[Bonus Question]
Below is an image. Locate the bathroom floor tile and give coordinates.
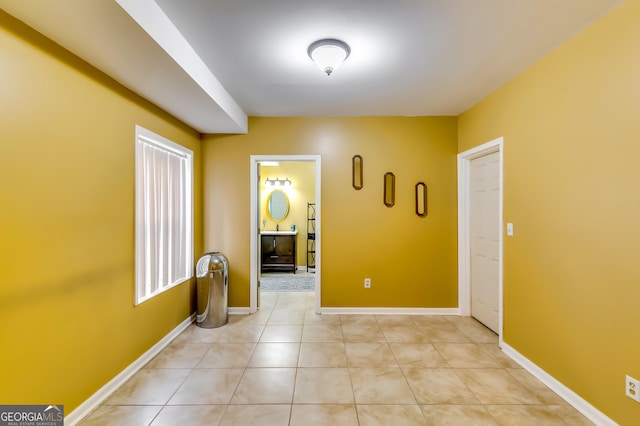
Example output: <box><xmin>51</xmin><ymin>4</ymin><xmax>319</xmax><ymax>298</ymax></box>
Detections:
<box><xmin>433</xmin><ymin>343</ymin><xmax>499</xmax><ymax>368</ymax></box>
<box><xmin>268</xmin><ymin>310</ymin><xmax>305</xmax><ymax>324</ymax></box>
<box><xmin>357</xmin><ymin>404</ymin><xmax>427</xmax><ymax>426</ymax></box>
<box><xmin>220</xmin><ymin>404</ymin><xmax>291</xmax><ymax>426</ymax></box>
<box><xmin>341</xmin><ymin>323</ymin><xmax>386</xmax><ymax>342</ymax></box>
<box><xmin>104</xmin><ymin>369</ymin><xmax>191</xmax><ymax>405</ymax></box>
<box><xmin>301</xmin><ymin>324</ymin><xmax>344</xmax><ymax>342</ymax></box>
<box><xmin>339</xmin><ymin>314</ymin><xmax>378</xmax><ymax>325</ymax></box>
<box><xmin>485</xmin><ymin>404</ymin><xmax>567</xmax><ymax>425</ymax></box>
<box><xmin>404</xmin><ymin>368</ymin><xmax>480</xmax><ymax>404</ymax></box>
<box><xmin>379</xmin><ymin>324</ymin><xmax>428</xmax><ymax>342</ymax></box>
<box><xmin>548</xmin><ymin>405</ymin><xmax>594</xmax><ymax>425</ymax></box>
<box><xmin>196</xmin><ymin>343</ymin><xmax>256</xmax><ymax>368</ymax></box>
<box><xmin>298</xmin><ymin>342</ymin><xmax>348</xmax><ymax>367</ymax></box>
<box><xmin>168</xmin><ymin>369</ymin><xmax>244</xmax><ymax>405</ymax></box>
<box><xmin>248</xmin><ymin>342</ymin><xmax>300</xmax><ymax>367</ymax></box>
<box><xmin>290</xmin><ymin>404</ymin><xmax>359</xmax><ymax>426</ymax></box>
<box><xmin>79</xmin><ymin>405</ymin><xmax>161</xmax><ymax>426</ymax></box>
<box><xmin>453</xmin><ymin>320</ymin><xmax>498</xmax><ymax>343</ymax></box>
<box><xmin>293</xmin><ymin>368</ymin><xmax>354</xmax><ymax>403</ymax></box>
<box><xmin>345</xmin><ymin>342</ymin><xmax>398</xmax><ymax>367</ymax></box>
<box><xmin>217</xmin><ymin>324</ymin><xmax>265</xmax><ymax>343</ymax></box>
<box><xmin>231</xmin><ymin>367</ymin><xmax>296</xmax><ymax>404</ymax></box>
<box><xmin>478</xmin><ymin>343</ymin><xmax>522</xmax><ymax>368</ymax></box>
<box><xmin>274</xmin><ymin>297</ymin><xmax>307</xmax><ymax>312</ymax></box>
<box><xmin>258</xmin><ymin>293</ymin><xmax>277</xmax><ymax>308</ymax></box>
<box><xmin>389</xmin><ymin>343</ymin><xmax>449</xmax><ymax>368</ymax></box>
<box><xmin>421</xmin><ymin>405</ymin><xmax>498</xmax><ymax>426</ymax></box>
<box><xmin>375</xmin><ymin>314</ymin><xmax>417</xmax><ymax>326</ymax></box>
<box><xmin>150</xmin><ymin>405</ymin><xmax>226</xmax><ymax>426</ymax></box>
<box><xmin>259</xmin><ymin>324</ymin><xmax>303</xmax><ymax>342</ymax></box>
<box><xmin>507</xmin><ymin>368</ymin><xmax>566</xmax><ymax>404</ymax></box>
<box><xmin>229</xmin><ymin>310</ymin><xmax>272</xmax><ymax>325</ymax></box>
<box><xmin>420</xmin><ymin>326</ymin><xmax>472</xmax><ymax>343</ymax></box>
<box><xmin>172</xmin><ymin>324</ymin><xmax>225</xmax><ymax>344</ymax></box>
<box><xmin>304</xmin><ymin>310</ymin><xmax>341</xmax><ymax>324</ymax></box>
<box><xmin>456</xmin><ymin>368</ymin><xmax>541</xmax><ymax>404</ymax></box>
<box><xmin>350</xmin><ymin>368</ymin><xmax>416</xmax><ymax>404</ymax></box>
<box><xmin>411</xmin><ymin>315</ymin><xmax>452</xmax><ymax>328</ymax></box>
<box><xmin>145</xmin><ymin>342</ymin><xmax>211</xmax><ymax>369</ymax></box>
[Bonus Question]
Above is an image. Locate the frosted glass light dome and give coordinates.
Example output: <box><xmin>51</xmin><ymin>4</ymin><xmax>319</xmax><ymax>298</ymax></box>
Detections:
<box><xmin>308</xmin><ymin>39</ymin><xmax>351</xmax><ymax>76</ymax></box>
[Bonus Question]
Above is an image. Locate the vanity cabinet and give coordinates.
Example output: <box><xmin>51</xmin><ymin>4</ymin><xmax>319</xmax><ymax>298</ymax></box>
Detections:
<box><xmin>261</xmin><ymin>232</ymin><xmax>297</xmax><ymax>273</ymax></box>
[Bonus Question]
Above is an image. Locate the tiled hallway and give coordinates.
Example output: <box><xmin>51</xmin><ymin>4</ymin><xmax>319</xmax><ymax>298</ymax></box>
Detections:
<box><xmin>80</xmin><ymin>291</ymin><xmax>593</xmax><ymax>425</ymax></box>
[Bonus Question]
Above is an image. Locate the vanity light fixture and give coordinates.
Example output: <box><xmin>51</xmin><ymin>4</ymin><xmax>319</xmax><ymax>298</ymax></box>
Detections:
<box><xmin>308</xmin><ymin>39</ymin><xmax>351</xmax><ymax>76</ymax></box>
<box><xmin>265</xmin><ymin>177</ymin><xmax>292</xmax><ymax>187</ymax></box>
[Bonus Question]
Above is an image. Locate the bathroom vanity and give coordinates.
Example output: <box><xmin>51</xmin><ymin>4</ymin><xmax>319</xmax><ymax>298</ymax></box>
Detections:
<box><xmin>261</xmin><ymin>231</ymin><xmax>297</xmax><ymax>273</ymax></box>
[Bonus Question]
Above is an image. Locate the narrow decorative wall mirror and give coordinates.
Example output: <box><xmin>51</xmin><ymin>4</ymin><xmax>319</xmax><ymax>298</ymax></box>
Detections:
<box><xmin>352</xmin><ymin>155</ymin><xmax>363</xmax><ymax>190</ymax></box>
<box><xmin>383</xmin><ymin>172</ymin><xmax>395</xmax><ymax>207</ymax></box>
<box><xmin>266</xmin><ymin>189</ymin><xmax>290</xmax><ymax>222</ymax></box>
<box><xmin>415</xmin><ymin>182</ymin><xmax>427</xmax><ymax>217</ymax></box>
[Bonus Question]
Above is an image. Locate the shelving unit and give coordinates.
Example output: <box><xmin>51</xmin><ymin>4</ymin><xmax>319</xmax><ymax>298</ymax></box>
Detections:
<box><xmin>307</xmin><ymin>202</ymin><xmax>316</xmax><ymax>272</ymax></box>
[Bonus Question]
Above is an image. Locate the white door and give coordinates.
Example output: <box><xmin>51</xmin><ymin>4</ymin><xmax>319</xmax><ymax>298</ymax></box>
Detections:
<box><xmin>469</xmin><ymin>151</ymin><xmax>500</xmax><ymax>333</ymax></box>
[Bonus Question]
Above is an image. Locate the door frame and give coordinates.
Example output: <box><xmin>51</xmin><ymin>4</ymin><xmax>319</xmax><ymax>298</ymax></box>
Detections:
<box><xmin>249</xmin><ymin>155</ymin><xmax>321</xmax><ymax>314</ymax></box>
<box><xmin>457</xmin><ymin>137</ymin><xmax>504</xmax><ymax>344</ymax></box>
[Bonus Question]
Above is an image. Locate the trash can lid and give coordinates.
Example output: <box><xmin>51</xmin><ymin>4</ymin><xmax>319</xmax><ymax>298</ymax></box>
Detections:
<box><xmin>196</xmin><ymin>254</ymin><xmax>212</xmax><ymax>278</ymax></box>
<box><xmin>196</xmin><ymin>252</ymin><xmax>228</xmax><ymax>277</ymax></box>
<box><xmin>207</xmin><ymin>254</ymin><xmax>227</xmax><ymax>271</ymax></box>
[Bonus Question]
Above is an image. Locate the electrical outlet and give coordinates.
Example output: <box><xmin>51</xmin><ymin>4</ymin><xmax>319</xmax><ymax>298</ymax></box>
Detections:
<box><xmin>626</xmin><ymin>375</ymin><xmax>640</xmax><ymax>402</ymax></box>
<box><xmin>364</xmin><ymin>278</ymin><xmax>371</xmax><ymax>288</ymax></box>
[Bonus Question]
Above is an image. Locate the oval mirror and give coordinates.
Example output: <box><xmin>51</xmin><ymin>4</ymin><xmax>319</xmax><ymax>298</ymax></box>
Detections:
<box><xmin>266</xmin><ymin>190</ymin><xmax>290</xmax><ymax>223</ymax></box>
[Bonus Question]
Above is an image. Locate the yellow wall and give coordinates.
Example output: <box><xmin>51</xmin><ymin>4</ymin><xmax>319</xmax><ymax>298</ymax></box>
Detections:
<box><xmin>6</xmin><ymin>0</ymin><xmax>635</xmax><ymax>421</ymax></box>
<box><xmin>260</xmin><ymin>161</ymin><xmax>316</xmax><ymax>267</ymax></box>
<box><xmin>203</xmin><ymin>116</ymin><xmax>458</xmax><ymax>308</ymax></box>
<box><xmin>458</xmin><ymin>1</ymin><xmax>639</xmax><ymax>423</ymax></box>
<box><xmin>0</xmin><ymin>12</ymin><xmax>202</xmax><ymax>412</ymax></box>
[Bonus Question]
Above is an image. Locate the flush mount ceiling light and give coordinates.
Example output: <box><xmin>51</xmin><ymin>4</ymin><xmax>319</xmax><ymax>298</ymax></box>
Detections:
<box><xmin>308</xmin><ymin>39</ymin><xmax>351</xmax><ymax>76</ymax></box>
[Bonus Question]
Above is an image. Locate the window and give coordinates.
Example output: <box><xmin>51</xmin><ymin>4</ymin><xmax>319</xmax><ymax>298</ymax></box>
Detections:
<box><xmin>135</xmin><ymin>125</ymin><xmax>193</xmax><ymax>305</ymax></box>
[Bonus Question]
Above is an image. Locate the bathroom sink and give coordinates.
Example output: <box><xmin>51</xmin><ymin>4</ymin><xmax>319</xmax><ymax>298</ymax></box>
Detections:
<box><xmin>260</xmin><ymin>230</ymin><xmax>298</xmax><ymax>235</ymax></box>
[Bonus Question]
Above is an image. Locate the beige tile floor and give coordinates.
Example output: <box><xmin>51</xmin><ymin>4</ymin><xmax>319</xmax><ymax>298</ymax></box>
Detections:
<box><xmin>79</xmin><ymin>291</ymin><xmax>593</xmax><ymax>425</ymax></box>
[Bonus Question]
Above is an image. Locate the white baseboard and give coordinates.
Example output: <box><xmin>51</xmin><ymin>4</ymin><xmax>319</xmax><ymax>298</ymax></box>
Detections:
<box><xmin>229</xmin><ymin>307</ymin><xmax>250</xmax><ymax>315</ymax></box>
<box><xmin>501</xmin><ymin>342</ymin><xmax>617</xmax><ymax>426</ymax></box>
<box><xmin>321</xmin><ymin>307</ymin><xmax>460</xmax><ymax>315</ymax></box>
<box><xmin>65</xmin><ymin>314</ymin><xmax>195</xmax><ymax>425</ymax></box>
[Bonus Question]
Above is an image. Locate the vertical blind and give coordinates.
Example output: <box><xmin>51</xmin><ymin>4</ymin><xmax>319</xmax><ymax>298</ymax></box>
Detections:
<box><xmin>135</xmin><ymin>126</ymin><xmax>193</xmax><ymax>305</ymax></box>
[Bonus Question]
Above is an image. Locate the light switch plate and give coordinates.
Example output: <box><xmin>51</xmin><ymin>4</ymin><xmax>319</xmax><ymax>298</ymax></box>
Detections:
<box><xmin>506</xmin><ymin>223</ymin><xmax>514</xmax><ymax>236</ymax></box>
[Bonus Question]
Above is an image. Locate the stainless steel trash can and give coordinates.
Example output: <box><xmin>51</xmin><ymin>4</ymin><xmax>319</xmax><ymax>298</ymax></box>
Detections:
<box><xmin>196</xmin><ymin>252</ymin><xmax>229</xmax><ymax>328</ymax></box>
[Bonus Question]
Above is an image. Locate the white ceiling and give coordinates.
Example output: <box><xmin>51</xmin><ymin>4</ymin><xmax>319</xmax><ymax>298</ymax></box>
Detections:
<box><xmin>1</xmin><ymin>0</ymin><xmax>622</xmax><ymax>134</ymax></box>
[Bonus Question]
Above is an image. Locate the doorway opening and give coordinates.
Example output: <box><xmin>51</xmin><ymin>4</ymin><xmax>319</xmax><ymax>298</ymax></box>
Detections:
<box><xmin>457</xmin><ymin>137</ymin><xmax>504</xmax><ymax>344</ymax></box>
<box><xmin>249</xmin><ymin>155</ymin><xmax>321</xmax><ymax>314</ymax></box>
